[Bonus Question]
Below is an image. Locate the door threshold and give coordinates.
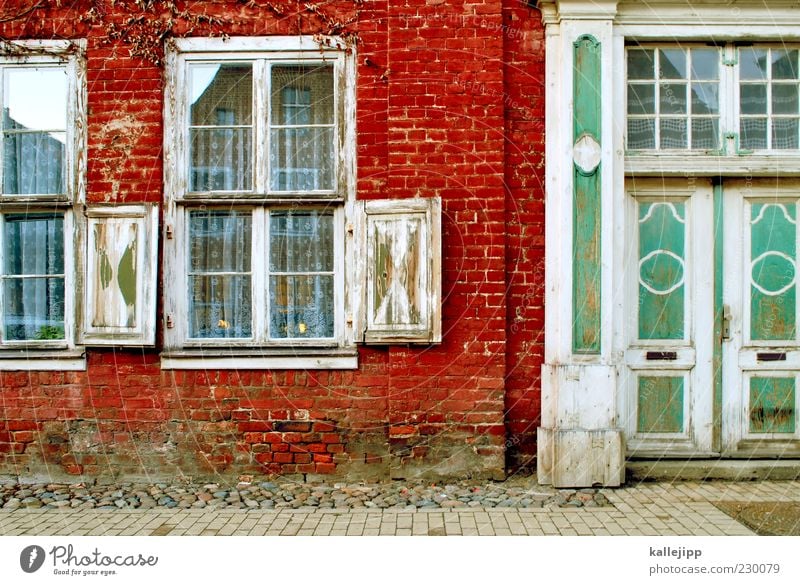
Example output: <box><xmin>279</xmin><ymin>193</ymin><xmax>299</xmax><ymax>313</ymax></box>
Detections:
<box><xmin>627</xmin><ymin>459</ymin><xmax>800</xmax><ymax>482</ymax></box>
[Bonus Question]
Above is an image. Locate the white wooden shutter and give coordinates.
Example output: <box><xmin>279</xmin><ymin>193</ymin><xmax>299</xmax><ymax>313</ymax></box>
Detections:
<box><xmin>82</xmin><ymin>204</ymin><xmax>158</xmax><ymax>346</ymax></box>
<box><xmin>354</xmin><ymin>197</ymin><xmax>441</xmax><ymax>344</ymax></box>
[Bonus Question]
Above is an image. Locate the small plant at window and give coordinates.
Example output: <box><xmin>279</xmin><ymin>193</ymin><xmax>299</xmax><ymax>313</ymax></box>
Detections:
<box><xmin>34</xmin><ymin>325</ymin><xmax>65</xmax><ymax>340</ymax></box>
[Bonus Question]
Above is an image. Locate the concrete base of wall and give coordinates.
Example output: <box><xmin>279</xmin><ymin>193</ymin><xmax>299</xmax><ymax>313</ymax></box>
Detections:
<box><xmin>627</xmin><ymin>460</ymin><xmax>800</xmax><ymax>482</ymax></box>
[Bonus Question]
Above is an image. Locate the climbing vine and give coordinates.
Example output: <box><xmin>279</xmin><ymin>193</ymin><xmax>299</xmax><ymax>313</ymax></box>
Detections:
<box><xmin>0</xmin><ymin>0</ymin><xmax>361</xmax><ymax>64</ymax></box>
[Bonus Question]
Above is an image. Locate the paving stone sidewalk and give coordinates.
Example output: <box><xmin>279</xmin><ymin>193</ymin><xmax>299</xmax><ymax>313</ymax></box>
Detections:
<box><xmin>2</xmin><ymin>480</ymin><xmax>798</xmax><ymax>535</ymax></box>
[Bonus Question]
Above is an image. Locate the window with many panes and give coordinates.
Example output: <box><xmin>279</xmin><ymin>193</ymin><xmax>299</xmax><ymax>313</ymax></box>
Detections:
<box><xmin>627</xmin><ymin>44</ymin><xmax>800</xmax><ymax>154</ymax></box>
<box><xmin>0</xmin><ymin>42</ymin><xmax>84</xmax><ymax>361</ymax></box>
<box><xmin>162</xmin><ymin>37</ymin><xmax>354</xmax><ymax>364</ymax></box>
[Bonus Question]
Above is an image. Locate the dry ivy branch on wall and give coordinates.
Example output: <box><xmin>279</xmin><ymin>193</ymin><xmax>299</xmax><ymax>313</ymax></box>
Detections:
<box><xmin>0</xmin><ymin>0</ymin><xmax>361</xmax><ymax>64</ymax></box>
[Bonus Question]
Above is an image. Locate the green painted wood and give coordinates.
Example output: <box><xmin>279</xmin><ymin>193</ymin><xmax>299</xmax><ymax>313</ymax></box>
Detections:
<box><xmin>572</xmin><ymin>35</ymin><xmax>602</xmax><ymax>354</ymax></box>
<box><xmin>712</xmin><ymin>181</ymin><xmax>723</xmax><ymax>452</ymax></box>
<box><xmin>749</xmin><ymin>377</ymin><xmax>796</xmax><ymax>433</ymax></box>
<box><xmin>637</xmin><ymin>375</ymin><xmax>685</xmax><ymax>433</ymax></box>
<box><xmin>638</xmin><ymin>201</ymin><xmax>686</xmax><ymax>339</ymax></box>
<box><xmin>750</xmin><ymin>203</ymin><xmax>796</xmax><ymax>341</ymax></box>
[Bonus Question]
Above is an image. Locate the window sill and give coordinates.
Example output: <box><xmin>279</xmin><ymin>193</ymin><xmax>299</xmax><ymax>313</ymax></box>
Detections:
<box><xmin>0</xmin><ymin>349</ymin><xmax>86</xmax><ymax>371</ymax></box>
<box><xmin>160</xmin><ymin>348</ymin><xmax>358</xmax><ymax>370</ymax></box>
<box><xmin>625</xmin><ymin>154</ymin><xmax>800</xmax><ymax>176</ymax></box>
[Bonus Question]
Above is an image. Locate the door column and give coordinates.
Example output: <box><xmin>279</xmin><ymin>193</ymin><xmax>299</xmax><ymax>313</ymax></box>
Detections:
<box><xmin>537</xmin><ymin>0</ymin><xmax>624</xmax><ymax>487</ymax></box>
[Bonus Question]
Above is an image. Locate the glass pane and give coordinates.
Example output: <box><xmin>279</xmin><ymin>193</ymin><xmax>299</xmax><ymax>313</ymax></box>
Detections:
<box><xmin>659</xmin><ymin>49</ymin><xmax>686</xmax><ymax>79</ymax></box>
<box><xmin>270</xmin><ymin>64</ymin><xmax>334</xmax><ymax>125</ymax></box>
<box><xmin>269</xmin><ymin>275</ymin><xmax>334</xmax><ymax>339</ymax></box>
<box><xmin>660</xmin><ymin>118</ymin><xmax>687</xmax><ymax>149</ymax></box>
<box><xmin>189</xmin><ymin>211</ymin><xmax>251</xmax><ymax>272</ymax></box>
<box><xmin>772</xmin><ymin>50</ymin><xmax>799</xmax><ymax>80</ymax></box>
<box><xmin>4</xmin><ymin>214</ymin><xmax>64</xmax><ymax>275</ymax></box>
<box><xmin>773</xmin><ymin>84</ymin><xmax>799</xmax><ymax>115</ymax></box>
<box><xmin>692</xmin><ymin>118</ymin><xmax>719</xmax><ymax>149</ymax></box>
<box><xmin>3</xmin><ymin>132</ymin><xmax>65</xmax><ymax>194</ymax></box>
<box><xmin>627</xmin><ymin>118</ymin><xmax>655</xmax><ymax>149</ymax></box>
<box><xmin>4</xmin><ymin>68</ymin><xmax>67</xmax><ymax>131</ymax></box>
<box><xmin>3</xmin><ymin>277</ymin><xmax>64</xmax><ymax>341</ymax></box>
<box><xmin>741</xmin><ymin>118</ymin><xmax>767</xmax><ymax>150</ymax></box>
<box><xmin>740</xmin><ymin>84</ymin><xmax>768</xmax><ymax>115</ymax></box>
<box><xmin>189</xmin><ymin>64</ymin><xmax>253</xmax><ymax>126</ymax></box>
<box><xmin>740</xmin><ymin>48</ymin><xmax>768</xmax><ymax>80</ymax></box>
<box><xmin>189</xmin><ymin>128</ymin><xmax>252</xmax><ymax>191</ymax></box>
<box><xmin>772</xmin><ymin>118</ymin><xmax>799</xmax><ymax>149</ymax></box>
<box><xmin>691</xmin><ymin>82</ymin><xmax>719</xmax><ymax>114</ymax></box>
<box><xmin>627</xmin><ymin>49</ymin><xmax>654</xmax><ymax>80</ymax></box>
<box><xmin>691</xmin><ymin>49</ymin><xmax>719</xmax><ymax>80</ymax></box>
<box><xmin>627</xmin><ymin>84</ymin><xmax>655</xmax><ymax>115</ymax></box>
<box><xmin>188</xmin><ymin>275</ymin><xmax>252</xmax><ymax>338</ymax></box>
<box><xmin>660</xmin><ymin>84</ymin><xmax>687</xmax><ymax>114</ymax></box>
<box><xmin>270</xmin><ymin>127</ymin><xmax>334</xmax><ymax>191</ymax></box>
<box><xmin>270</xmin><ymin>211</ymin><xmax>334</xmax><ymax>272</ymax></box>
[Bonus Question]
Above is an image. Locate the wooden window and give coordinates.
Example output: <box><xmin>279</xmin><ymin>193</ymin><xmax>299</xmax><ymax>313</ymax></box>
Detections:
<box><xmin>163</xmin><ymin>38</ymin><xmax>441</xmax><ymax>370</ymax></box>
<box><xmin>626</xmin><ymin>43</ymin><xmax>800</xmax><ymax>156</ymax></box>
<box><xmin>0</xmin><ymin>41</ymin><xmax>86</xmax><ymax>369</ymax></box>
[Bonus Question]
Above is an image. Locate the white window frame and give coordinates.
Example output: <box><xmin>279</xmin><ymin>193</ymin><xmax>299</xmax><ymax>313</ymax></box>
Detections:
<box><xmin>161</xmin><ymin>36</ymin><xmax>357</xmax><ymax>370</ymax></box>
<box><xmin>618</xmin><ymin>21</ymin><xmax>800</xmax><ymax>177</ymax></box>
<box><xmin>0</xmin><ymin>40</ymin><xmax>86</xmax><ymax>370</ymax></box>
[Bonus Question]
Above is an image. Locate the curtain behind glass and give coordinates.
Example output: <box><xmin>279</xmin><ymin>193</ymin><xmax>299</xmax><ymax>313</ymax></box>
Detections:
<box><xmin>188</xmin><ymin>210</ymin><xmax>252</xmax><ymax>338</ymax></box>
<box><xmin>2</xmin><ymin>214</ymin><xmax>65</xmax><ymax>340</ymax></box>
<box><xmin>269</xmin><ymin>210</ymin><xmax>334</xmax><ymax>339</ymax></box>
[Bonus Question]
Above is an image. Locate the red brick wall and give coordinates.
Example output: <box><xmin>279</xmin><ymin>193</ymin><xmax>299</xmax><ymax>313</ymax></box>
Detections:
<box><xmin>0</xmin><ymin>0</ymin><xmax>545</xmax><ymax>482</ymax></box>
<box><xmin>502</xmin><ymin>0</ymin><xmax>546</xmax><ymax>471</ymax></box>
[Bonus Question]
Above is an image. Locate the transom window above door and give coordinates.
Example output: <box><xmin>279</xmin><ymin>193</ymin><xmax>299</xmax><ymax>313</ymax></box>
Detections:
<box><xmin>626</xmin><ymin>44</ymin><xmax>800</xmax><ymax>154</ymax></box>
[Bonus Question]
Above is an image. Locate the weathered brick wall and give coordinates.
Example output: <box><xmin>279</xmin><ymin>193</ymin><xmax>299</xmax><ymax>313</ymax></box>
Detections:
<box><xmin>502</xmin><ymin>0</ymin><xmax>546</xmax><ymax>471</ymax></box>
<box><xmin>0</xmin><ymin>0</ymin><xmax>545</xmax><ymax>482</ymax></box>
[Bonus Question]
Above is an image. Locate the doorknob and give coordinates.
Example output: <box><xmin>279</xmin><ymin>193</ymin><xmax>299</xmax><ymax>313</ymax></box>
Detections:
<box><xmin>722</xmin><ymin>304</ymin><xmax>732</xmax><ymax>340</ymax></box>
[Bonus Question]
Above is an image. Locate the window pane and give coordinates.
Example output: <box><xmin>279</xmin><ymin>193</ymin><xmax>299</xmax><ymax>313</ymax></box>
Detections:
<box><xmin>2</xmin><ymin>214</ymin><xmax>64</xmax><ymax>342</ymax></box>
<box><xmin>4</xmin><ymin>68</ymin><xmax>67</xmax><ymax>131</ymax></box>
<box><xmin>773</xmin><ymin>84</ymin><xmax>799</xmax><ymax>115</ymax></box>
<box><xmin>270</xmin><ymin>127</ymin><xmax>334</xmax><ymax>191</ymax></box>
<box><xmin>269</xmin><ymin>275</ymin><xmax>334</xmax><ymax>339</ymax></box>
<box><xmin>740</xmin><ymin>48</ymin><xmax>768</xmax><ymax>80</ymax></box>
<box><xmin>270</xmin><ymin>211</ymin><xmax>334</xmax><ymax>272</ymax></box>
<box><xmin>740</xmin><ymin>84</ymin><xmax>768</xmax><ymax>115</ymax></box>
<box><xmin>189</xmin><ymin>211</ymin><xmax>251</xmax><ymax>272</ymax></box>
<box><xmin>660</xmin><ymin>118</ymin><xmax>687</xmax><ymax>149</ymax></box>
<box><xmin>4</xmin><ymin>214</ymin><xmax>64</xmax><ymax>275</ymax></box>
<box><xmin>3</xmin><ymin>277</ymin><xmax>64</xmax><ymax>341</ymax></box>
<box><xmin>3</xmin><ymin>131</ymin><xmax>65</xmax><ymax>194</ymax></box>
<box><xmin>741</xmin><ymin>118</ymin><xmax>767</xmax><ymax>150</ymax></box>
<box><xmin>627</xmin><ymin>49</ymin><xmax>654</xmax><ymax>80</ymax></box>
<box><xmin>772</xmin><ymin>50</ymin><xmax>799</xmax><ymax>80</ymax></box>
<box><xmin>189</xmin><ymin>275</ymin><xmax>252</xmax><ymax>338</ymax></box>
<box><xmin>659</xmin><ymin>49</ymin><xmax>686</xmax><ymax>79</ymax></box>
<box><xmin>691</xmin><ymin>49</ymin><xmax>719</xmax><ymax>80</ymax></box>
<box><xmin>270</xmin><ymin>64</ymin><xmax>334</xmax><ymax>126</ymax></box>
<box><xmin>189</xmin><ymin>127</ymin><xmax>253</xmax><ymax>191</ymax></box>
<box><xmin>189</xmin><ymin>64</ymin><xmax>252</xmax><ymax>126</ymax></box>
<box><xmin>627</xmin><ymin>118</ymin><xmax>655</xmax><ymax>149</ymax></box>
<box><xmin>772</xmin><ymin>118</ymin><xmax>799</xmax><ymax>149</ymax></box>
<box><xmin>660</xmin><ymin>84</ymin><xmax>687</xmax><ymax>114</ymax></box>
<box><xmin>628</xmin><ymin>84</ymin><xmax>655</xmax><ymax>115</ymax></box>
<box><xmin>692</xmin><ymin>118</ymin><xmax>719</xmax><ymax>149</ymax></box>
<box><xmin>691</xmin><ymin>82</ymin><xmax>719</xmax><ymax>114</ymax></box>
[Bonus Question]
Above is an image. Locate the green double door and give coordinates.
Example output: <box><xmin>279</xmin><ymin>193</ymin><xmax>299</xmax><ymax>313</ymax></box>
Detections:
<box><xmin>625</xmin><ymin>178</ymin><xmax>800</xmax><ymax>458</ymax></box>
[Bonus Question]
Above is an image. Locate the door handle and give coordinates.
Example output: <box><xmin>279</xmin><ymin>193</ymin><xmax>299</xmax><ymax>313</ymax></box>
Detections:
<box><xmin>722</xmin><ymin>304</ymin><xmax>732</xmax><ymax>341</ymax></box>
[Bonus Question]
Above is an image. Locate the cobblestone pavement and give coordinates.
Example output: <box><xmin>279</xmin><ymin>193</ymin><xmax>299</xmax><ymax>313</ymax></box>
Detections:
<box><xmin>1</xmin><ymin>480</ymin><xmax>798</xmax><ymax>536</ymax></box>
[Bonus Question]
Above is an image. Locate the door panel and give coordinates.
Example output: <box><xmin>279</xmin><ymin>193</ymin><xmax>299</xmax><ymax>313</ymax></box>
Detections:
<box><xmin>723</xmin><ymin>182</ymin><xmax>800</xmax><ymax>456</ymax></box>
<box><xmin>624</xmin><ymin>179</ymin><xmax>714</xmax><ymax>456</ymax></box>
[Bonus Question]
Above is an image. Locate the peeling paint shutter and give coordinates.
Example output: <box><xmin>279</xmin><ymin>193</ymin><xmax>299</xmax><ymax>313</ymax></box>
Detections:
<box><xmin>355</xmin><ymin>197</ymin><xmax>441</xmax><ymax>344</ymax></box>
<box><xmin>82</xmin><ymin>205</ymin><xmax>158</xmax><ymax>346</ymax></box>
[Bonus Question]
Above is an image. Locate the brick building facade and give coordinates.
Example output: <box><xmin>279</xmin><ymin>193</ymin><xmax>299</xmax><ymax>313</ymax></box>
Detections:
<box><xmin>0</xmin><ymin>0</ymin><xmax>545</xmax><ymax>483</ymax></box>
